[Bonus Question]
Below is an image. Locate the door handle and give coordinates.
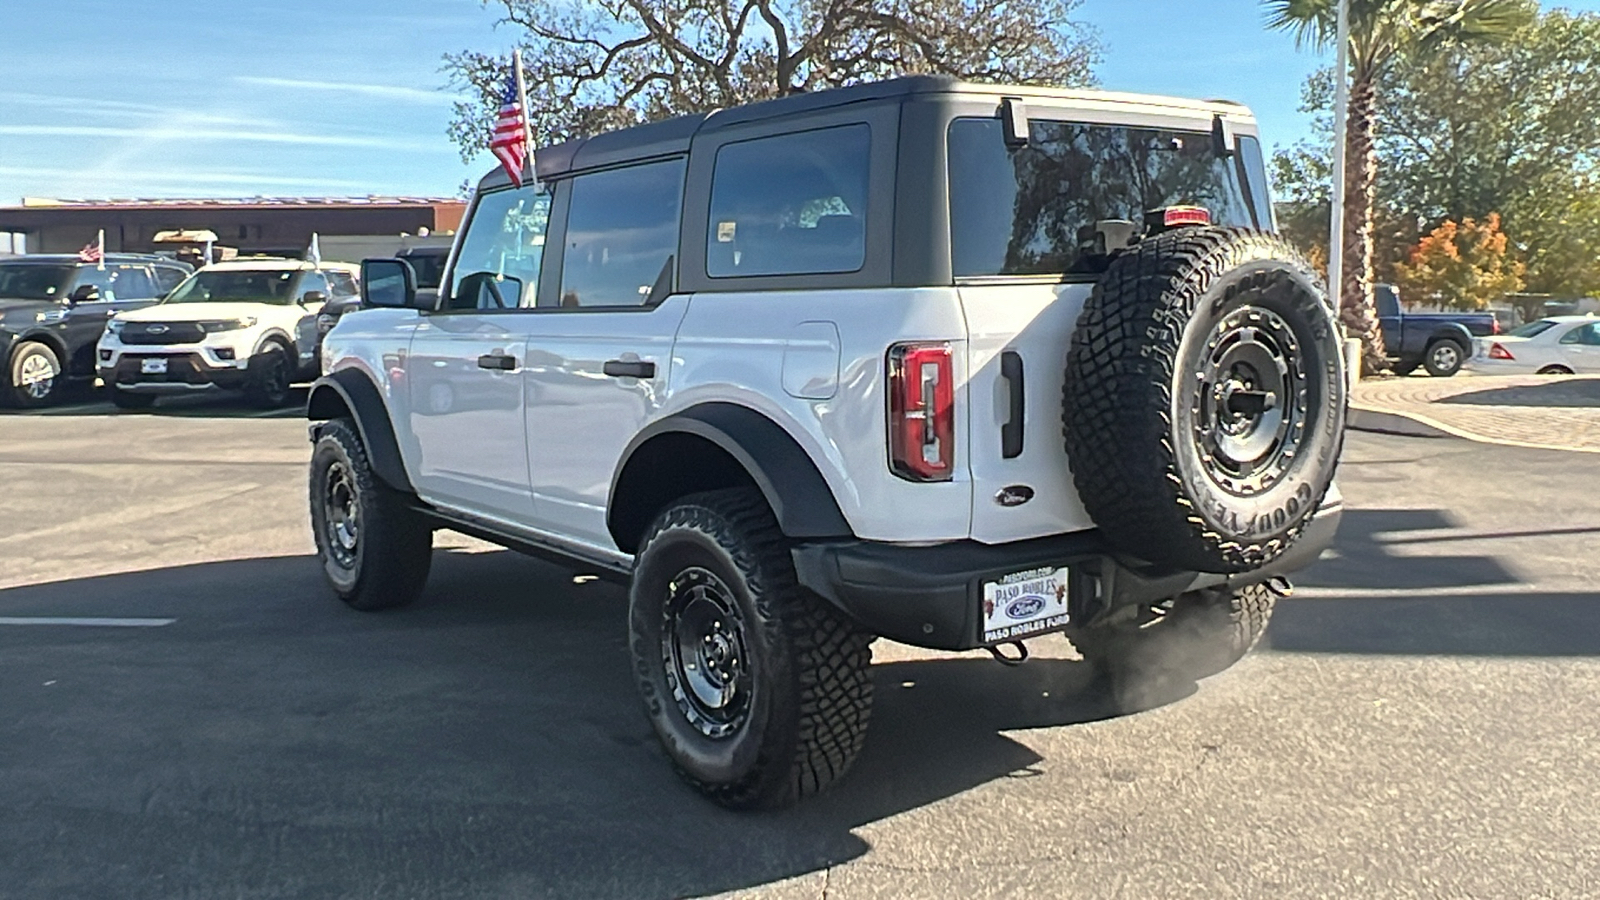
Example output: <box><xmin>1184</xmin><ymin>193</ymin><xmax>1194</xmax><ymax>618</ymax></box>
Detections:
<box><xmin>477</xmin><ymin>353</ymin><xmax>516</xmax><ymax>371</ymax></box>
<box><xmin>1000</xmin><ymin>350</ymin><xmax>1025</xmax><ymax>459</ymax></box>
<box><xmin>603</xmin><ymin>359</ymin><xmax>655</xmax><ymax>379</ymax></box>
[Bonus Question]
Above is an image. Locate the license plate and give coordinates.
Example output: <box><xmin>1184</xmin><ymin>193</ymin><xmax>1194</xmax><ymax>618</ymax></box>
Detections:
<box><xmin>140</xmin><ymin>358</ymin><xmax>167</xmax><ymax>374</ymax></box>
<box><xmin>981</xmin><ymin>566</ymin><xmax>1070</xmax><ymax>644</ymax></box>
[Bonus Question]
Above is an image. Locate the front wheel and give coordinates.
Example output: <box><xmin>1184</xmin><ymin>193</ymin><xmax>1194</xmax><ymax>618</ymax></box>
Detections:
<box><xmin>245</xmin><ymin>343</ymin><xmax>293</xmax><ymax>408</ymax></box>
<box><xmin>1067</xmin><ymin>584</ymin><xmax>1277</xmax><ymax>713</ymax></box>
<box><xmin>308</xmin><ymin>419</ymin><xmax>433</xmax><ymax>611</ymax></box>
<box><xmin>6</xmin><ymin>341</ymin><xmax>64</xmax><ymax>408</ymax></box>
<box><xmin>629</xmin><ymin>488</ymin><xmax>873</xmax><ymax>810</ymax></box>
<box><xmin>1423</xmin><ymin>340</ymin><xmax>1465</xmax><ymax>377</ymax></box>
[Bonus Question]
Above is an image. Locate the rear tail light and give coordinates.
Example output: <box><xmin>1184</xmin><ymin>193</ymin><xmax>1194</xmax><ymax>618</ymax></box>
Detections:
<box><xmin>887</xmin><ymin>342</ymin><xmax>954</xmax><ymax>482</ymax></box>
<box><xmin>1492</xmin><ymin>318</ymin><xmax>1502</xmax><ymax>334</ymax></box>
<box><xmin>1488</xmin><ymin>342</ymin><xmax>1515</xmax><ymax>360</ymax></box>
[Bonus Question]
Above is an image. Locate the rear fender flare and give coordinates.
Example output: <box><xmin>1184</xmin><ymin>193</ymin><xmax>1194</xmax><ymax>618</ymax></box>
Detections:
<box><xmin>306</xmin><ymin>369</ymin><xmax>413</xmax><ymax>494</ymax></box>
<box><xmin>608</xmin><ymin>403</ymin><xmax>853</xmax><ymax>553</ymax></box>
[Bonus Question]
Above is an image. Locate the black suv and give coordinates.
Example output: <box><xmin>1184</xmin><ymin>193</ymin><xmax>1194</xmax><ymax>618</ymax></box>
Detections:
<box><xmin>0</xmin><ymin>253</ymin><xmax>193</xmax><ymax>407</ymax></box>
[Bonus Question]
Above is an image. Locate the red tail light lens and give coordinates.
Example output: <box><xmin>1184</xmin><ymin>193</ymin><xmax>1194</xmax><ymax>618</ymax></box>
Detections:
<box><xmin>1163</xmin><ymin>206</ymin><xmax>1211</xmax><ymax>227</ymax></box>
<box><xmin>887</xmin><ymin>342</ymin><xmax>955</xmax><ymax>482</ymax></box>
<box><xmin>1492</xmin><ymin>318</ymin><xmax>1502</xmax><ymax>334</ymax></box>
<box><xmin>1489</xmin><ymin>342</ymin><xmax>1515</xmax><ymax>360</ymax></box>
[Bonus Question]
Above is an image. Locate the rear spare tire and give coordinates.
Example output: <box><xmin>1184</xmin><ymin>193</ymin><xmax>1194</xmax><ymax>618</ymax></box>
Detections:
<box><xmin>1063</xmin><ymin>227</ymin><xmax>1345</xmax><ymax>574</ymax></box>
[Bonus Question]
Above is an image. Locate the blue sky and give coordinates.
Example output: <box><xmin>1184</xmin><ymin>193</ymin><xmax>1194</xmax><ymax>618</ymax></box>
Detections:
<box><xmin>2</xmin><ymin>0</ymin><xmax>1597</xmax><ymax>203</ymax></box>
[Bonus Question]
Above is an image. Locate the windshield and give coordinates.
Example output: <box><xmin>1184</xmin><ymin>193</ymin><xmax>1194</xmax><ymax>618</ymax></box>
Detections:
<box><xmin>0</xmin><ymin>263</ymin><xmax>74</xmax><ymax>300</ymax></box>
<box><xmin>1507</xmin><ymin>320</ymin><xmax>1558</xmax><ymax>338</ymax></box>
<box><xmin>165</xmin><ymin>269</ymin><xmax>303</xmax><ymax>305</ymax></box>
<box><xmin>948</xmin><ymin>118</ymin><xmax>1256</xmax><ymax>278</ymax></box>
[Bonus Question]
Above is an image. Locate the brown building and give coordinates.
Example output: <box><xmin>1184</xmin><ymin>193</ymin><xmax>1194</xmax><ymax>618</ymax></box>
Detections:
<box><xmin>0</xmin><ymin>196</ymin><xmax>466</xmax><ymax>257</ymax></box>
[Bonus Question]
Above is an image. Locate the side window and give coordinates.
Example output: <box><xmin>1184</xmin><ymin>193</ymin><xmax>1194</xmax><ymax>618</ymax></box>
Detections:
<box><xmin>559</xmin><ymin>159</ymin><xmax>684</xmax><ymax>307</ymax></box>
<box><xmin>1559</xmin><ymin>323</ymin><xmax>1600</xmax><ymax>345</ymax></box>
<box><xmin>325</xmin><ymin>271</ymin><xmax>357</xmax><ymax>297</ymax></box>
<box><xmin>707</xmin><ymin>124</ymin><xmax>870</xmax><ymax>278</ymax></box>
<box><xmin>298</xmin><ymin>271</ymin><xmax>329</xmax><ymax>299</ymax></box>
<box><xmin>109</xmin><ymin>265</ymin><xmax>155</xmax><ymax>299</ymax></box>
<box><xmin>1585</xmin><ymin>324</ymin><xmax>1600</xmax><ymax>346</ymax></box>
<box><xmin>71</xmin><ymin>266</ymin><xmax>117</xmax><ymax>300</ymax></box>
<box><xmin>1236</xmin><ymin>135</ymin><xmax>1275</xmax><ymax>231</ymax></box>
<box><xmin>1374</xmin><ymin>285</ymin><xmax>1400</xmax><ymax>319</ymax></box>
<box><xmin>153</xmin><ymin>265</ymin><xmax>187</xmax><ymax>294</ymax></box>
<box><xmin>447</xmin><ymin>185</ymin><xmax>550</xmax><ymax>310</ymax></box>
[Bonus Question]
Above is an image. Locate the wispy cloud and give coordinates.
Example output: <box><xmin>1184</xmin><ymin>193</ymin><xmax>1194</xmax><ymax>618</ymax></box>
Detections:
<box><xmin>0</xmin><ymin>166</ymin><xmax>372</xmax><ymax>192</ymax></box>
<box><xmin>0</xmin><ymin>124</ymin><xmax>442</xmax><ymax>152</ymax></box>
<box><xmin>234</xmin><ymin>76</ymin><xmax>456</xmax><ymax>105</ymax></box>
<box><xmin>0</xmin><ymin>92</ymin><xmax>274</xmax><ymax>128</ymax></box>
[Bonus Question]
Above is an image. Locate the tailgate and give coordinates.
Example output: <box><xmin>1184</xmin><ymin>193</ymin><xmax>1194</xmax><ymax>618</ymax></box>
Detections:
<box><xmin>959</xmin><ymin>282</ymin><xmax>1098</xmax><ymax>544</ymax></box>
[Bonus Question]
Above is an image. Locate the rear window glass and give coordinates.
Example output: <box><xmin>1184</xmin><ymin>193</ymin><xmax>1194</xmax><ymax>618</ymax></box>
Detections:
<box><xmin>948</xmin><ymin>117</ymin><xmax>1254</xmax><ymax>278</ymax></box>
<box><xmin>1507</xmin><ymin>320</ymin><xmax>1557</xmax><ymax>338</ymax></box>
<box><xmin>707</xmin><ymin>124</ymin><xmax>870</xmax><ymax>278</ymax></box>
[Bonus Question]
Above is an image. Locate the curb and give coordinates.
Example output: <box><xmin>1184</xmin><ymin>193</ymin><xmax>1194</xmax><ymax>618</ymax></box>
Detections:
<box><xmin>1347</xmin><ymin>405</ymin><xmax>1454</xmax><ymax>439</ymax></box>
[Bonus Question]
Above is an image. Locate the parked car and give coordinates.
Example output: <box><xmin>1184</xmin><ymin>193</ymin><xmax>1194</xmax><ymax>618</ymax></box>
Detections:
<box><xmin>1467</xmin><ymin>316</ymin><xmax>1600</xmax><ymax>374</ymax></box>
<box><xmin>0</xmin><ymin>253</ymin><xmax>192</xmax><ymax>407</ymax></box>
<box><xmin>97</xmin><ymin>258</ymin><xmax>359</xmax><ymax>409</ymax></box>
<box><xmin>316</xmin><ymin>245</ymin><xmax>445</xmax><ymax>338</ymax></box>
<box><xmin>308</xmin><ymin>77</ymin><xmax>1346</xmax><ymax>809</ymax></box>
<box><xmin>1376</xmin><ymin>284</ymin><xmax>1499</xmax><ymax>377</ymax></box>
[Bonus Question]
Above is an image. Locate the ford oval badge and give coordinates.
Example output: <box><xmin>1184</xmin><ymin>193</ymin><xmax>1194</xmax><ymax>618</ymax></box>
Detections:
<box><xmin>994</xmin><ymin>485</ymin><xmax>1035</xmax><ymax>507</ymax></box>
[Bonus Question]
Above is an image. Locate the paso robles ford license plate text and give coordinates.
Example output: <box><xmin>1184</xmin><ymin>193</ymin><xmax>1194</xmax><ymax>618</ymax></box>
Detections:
<box><xmin>981</xmin><ymin>566</ymin><xmax>1070</xmax><ymax>644</ymax></box>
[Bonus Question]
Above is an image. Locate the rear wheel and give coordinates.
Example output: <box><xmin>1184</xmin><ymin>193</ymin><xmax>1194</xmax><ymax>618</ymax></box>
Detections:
<box><xmin>6</xmin><ymin>341</ymin><xmax>64</xmax><ymax>408</ymax></box>
<box><xmin>245</xmin><ymin>343</ymin><xmax>293</xmax><ymax>408</ymax></box>
<box><xmin>629</xmin><ymin>488</ymin><xmax>873</xmax><ymax>810</ymax></box>
<box><xmin>309</xmin><ymin>419</ymin><xmax>433</xmax><ymax>611</ymax></box>
<box><xmin>1423</xmin><ymin>339</ymin><xmax>1465</xmax><ymax>377</ymax></box>
<box><xmin>1067</xmin><ymin>584</ymin><xmax>1277</xmax><ymax>713</ymax></box>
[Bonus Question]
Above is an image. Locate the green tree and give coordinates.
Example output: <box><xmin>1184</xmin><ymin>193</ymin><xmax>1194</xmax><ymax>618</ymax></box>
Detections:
<box><xmin>444</xmin><ymin>0</ymin><xmax>1101</xmax><ymax>159</ymax></box>
<box><xmin>1264</xmin><ymin>0</ymin><xmax>1531</xmax><ymax>374</ymax></box>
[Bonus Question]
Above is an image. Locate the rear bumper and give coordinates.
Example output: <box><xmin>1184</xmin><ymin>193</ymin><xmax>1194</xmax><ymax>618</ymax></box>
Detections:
<box><xmin>792</xmin><ymin>501</ymin><xmax>1343</xmax><ymax>651</ymax></box>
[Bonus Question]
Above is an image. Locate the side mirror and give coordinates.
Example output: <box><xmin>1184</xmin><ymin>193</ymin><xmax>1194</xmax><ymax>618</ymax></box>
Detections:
<box><xmin>452</xmin><ymin>271</ymin><xmax>523</xmax><ymax>310</ymax></box>
<box><xmin>301</xmin><ymin>290</ymin><xmax>327</xmax><ymax>306</ymax></box>
<box><xmin>69</xmin><ymin>284</ymin><xmax>100</xmax><ymax>304</ymax></box>
<box><xmin>360</xmin><ymin>258</ymin><xmax>421</xmax><ymax>310</ymax></box>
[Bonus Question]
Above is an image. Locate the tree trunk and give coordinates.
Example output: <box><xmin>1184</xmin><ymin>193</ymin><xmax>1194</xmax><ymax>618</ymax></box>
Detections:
<box><xmin>1342</xmin><ymin>74</ymin><xmax>1390</xmax><ymax>374</ymax></box>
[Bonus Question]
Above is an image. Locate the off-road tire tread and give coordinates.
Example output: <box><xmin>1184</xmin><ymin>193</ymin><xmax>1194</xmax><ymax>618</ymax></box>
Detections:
<box><xmin>1062</xmin><ymin>226</ymin><xmax>1339</xmax><ymax>573</ymax></box>
<box><xmin>634</xmin><ymin>487</ymin><xmax>872</xmax><ymax>809</ymax></box>
<box><xmin>310</xmin><ymin>419</ymin><xmax>432</xmax><ymax>611</ymax></box>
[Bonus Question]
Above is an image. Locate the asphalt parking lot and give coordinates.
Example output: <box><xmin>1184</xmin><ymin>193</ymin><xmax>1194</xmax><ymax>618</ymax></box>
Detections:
<box><xmin>3</xmin><ymin>394</ymin><xmax>1599</xmax><ymax>899</ymax></box>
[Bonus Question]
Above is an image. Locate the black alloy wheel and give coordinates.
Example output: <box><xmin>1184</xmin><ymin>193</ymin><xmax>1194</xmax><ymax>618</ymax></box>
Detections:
<box><xmin>247</xmin><ymin>345</ymin><xmax>292</xmax><ymax>408</ymax></box>
<box><xmin>1192</xmin><ymin>306</ymin><xmax>1307</xmax><ymax>497</ymax></box>
<box><xmin>662</xmin><ymin>566</ymin><xmax>753</xmax><ymax>740</ymax></box>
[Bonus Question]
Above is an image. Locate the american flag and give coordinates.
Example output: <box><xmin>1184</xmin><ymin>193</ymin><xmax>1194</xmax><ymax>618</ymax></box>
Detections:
<box><xmin>489</xmin><ymin>69</ymin><xmax>529</xmax><ymax>186</ymax></box>
<box><xmin>77</xmin><ymin>243</ymin><xmax>102</xmax><ymax>263</ymax></box>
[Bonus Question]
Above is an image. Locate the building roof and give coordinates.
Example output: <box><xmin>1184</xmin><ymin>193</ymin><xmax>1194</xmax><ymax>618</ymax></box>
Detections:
<box><xmin>7</xmin><ymin>196</ymin><xmax>461</xmax><ymax>211</ymax></box>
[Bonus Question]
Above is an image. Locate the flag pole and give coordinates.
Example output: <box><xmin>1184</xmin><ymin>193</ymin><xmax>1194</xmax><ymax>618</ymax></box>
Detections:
<box><xmin>513</xmin><ymin>50</ymin><xmax>533</xmax><ymax>184</ymax></box>
<box><xmin>1328</xmin><ymin>0</ymin><xmax>1350</xmax><ymax>309</ymax></box>
<box><xmin>96</xmin><ymin>228</ymin><xmax>105</xmax><ymax>271</ymax></box>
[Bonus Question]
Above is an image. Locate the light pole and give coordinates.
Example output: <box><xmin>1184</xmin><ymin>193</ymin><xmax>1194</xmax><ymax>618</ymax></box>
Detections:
<box><xmin>1328</xmin><ymin>0</ymin><xmax>1351</xmax><ymax>307</ymax></box>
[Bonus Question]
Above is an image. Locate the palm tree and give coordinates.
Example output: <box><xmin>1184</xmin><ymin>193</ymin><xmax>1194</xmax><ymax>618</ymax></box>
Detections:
<box><xmin>1265</xmin><ymin>0</ymin><xmax>1531</xmax><ymax>373</ymax></box>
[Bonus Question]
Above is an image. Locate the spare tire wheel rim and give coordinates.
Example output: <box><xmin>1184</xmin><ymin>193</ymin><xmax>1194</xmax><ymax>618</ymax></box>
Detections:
<box><xmin>1192</xmin><ymin>306</ymin><xmax>1307</xmax><ymax>496</ymax></box>
<box><xmin>662</xmin><ymin>566</ymin><xmax>751</xmax><ymax>740</ymax></box>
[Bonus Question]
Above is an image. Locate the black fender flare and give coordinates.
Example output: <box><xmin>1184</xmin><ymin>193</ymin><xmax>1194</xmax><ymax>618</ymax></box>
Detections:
<box><xmin>306</xmin><ymin>368</ymin><xmax>413</xmax><ymax>494</ymax></box>
<box><xmin>608</xmin><ymin>402</ymin><xmax>854</xmax><ymax>552</ymax></box>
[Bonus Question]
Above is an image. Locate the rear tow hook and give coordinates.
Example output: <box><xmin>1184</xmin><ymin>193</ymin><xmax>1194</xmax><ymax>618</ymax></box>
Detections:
<box><xmin>988</xmin><ymin>641</ymin><xmax>1029</xmax><ymax>666</ymax></box>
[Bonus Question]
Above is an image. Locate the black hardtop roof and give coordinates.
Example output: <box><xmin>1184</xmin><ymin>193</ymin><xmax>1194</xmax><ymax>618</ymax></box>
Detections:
<box><xmin>1</xmin><ymin>252</ymin><xmax>189</xmax><ymax>266</ymax></box>
<box><xmin>477</xmin><ymin>75</ymin><xmax>1247</xmax><ymax>191</ymax></box>
<box><xmin>486</xmin><ymin>76</ymin><xmax>963</xmax><ymax>190</ymax></box>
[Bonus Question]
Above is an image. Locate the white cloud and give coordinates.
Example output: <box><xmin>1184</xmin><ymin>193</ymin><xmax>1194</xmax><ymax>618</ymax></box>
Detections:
<box><xmin>0</xmin><ymin>124</ymin><xmax>442</xmax><ymax>152</ymax></box>
<box><xmin>0</xmin><ymin>92</ymin><xmax>273</xmax><ymax>128</ymax></box>
<box><xmin>0</xmin><ymin>166</ymin><xmax>372</xmax><ymax>192</ymax></box>
<box><xmin>234</xmin><ymin>76</ymin><xmax>457</xmax><ymax>105</ymax></box>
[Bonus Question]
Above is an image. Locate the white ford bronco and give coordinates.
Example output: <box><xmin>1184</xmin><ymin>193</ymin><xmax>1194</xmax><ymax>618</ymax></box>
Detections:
<box><xmin>307</xmin><ymin>77</ymin><xmax>1346</xmax><ymax>810</ymax></box>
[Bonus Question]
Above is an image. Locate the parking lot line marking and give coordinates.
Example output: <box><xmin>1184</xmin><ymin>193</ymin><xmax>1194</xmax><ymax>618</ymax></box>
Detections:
<box><xmin>1291</xmin><ymin>584</ymin><xmax>1547</xmax><ymax>599</ymax></box>
<box><xmin>0</xmin><ymin>617</ymin><xmax>175</xmax><ymax>627</ymax></box>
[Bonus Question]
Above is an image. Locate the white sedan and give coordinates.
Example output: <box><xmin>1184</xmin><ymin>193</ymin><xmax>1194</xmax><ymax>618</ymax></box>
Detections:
<box><xmin>1465</xmin><ymin>316</ymin><xmax>1600</xmax><ymax>375</ymax></box>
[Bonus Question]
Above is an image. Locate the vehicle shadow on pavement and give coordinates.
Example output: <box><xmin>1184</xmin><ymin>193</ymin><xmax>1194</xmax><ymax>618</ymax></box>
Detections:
<box><xmin>1271</xmin><ymin>505</ymin><xmax>1600</xmax><ymax>657</ymax></box>
<box><xmin>0</xmin><ymin>385</ymin><xmax>307</xmax><ymax>419</ymax></box>
<box><xmin>0</xmin><ymin>548</ymin><xmax>1120</xmax><ymax>900</ymax></box>
<box><xmin>1434</xmin><ymin>378</ymin><xmax>1600</xmax><ymax>408</ymax></box>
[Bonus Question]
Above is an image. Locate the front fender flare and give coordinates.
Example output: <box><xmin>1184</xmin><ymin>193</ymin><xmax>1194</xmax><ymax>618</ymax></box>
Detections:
<box><xmin>306</xmin><ymin>368</ymin><xmax>413</xmax><ymax>494</ymax></box>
